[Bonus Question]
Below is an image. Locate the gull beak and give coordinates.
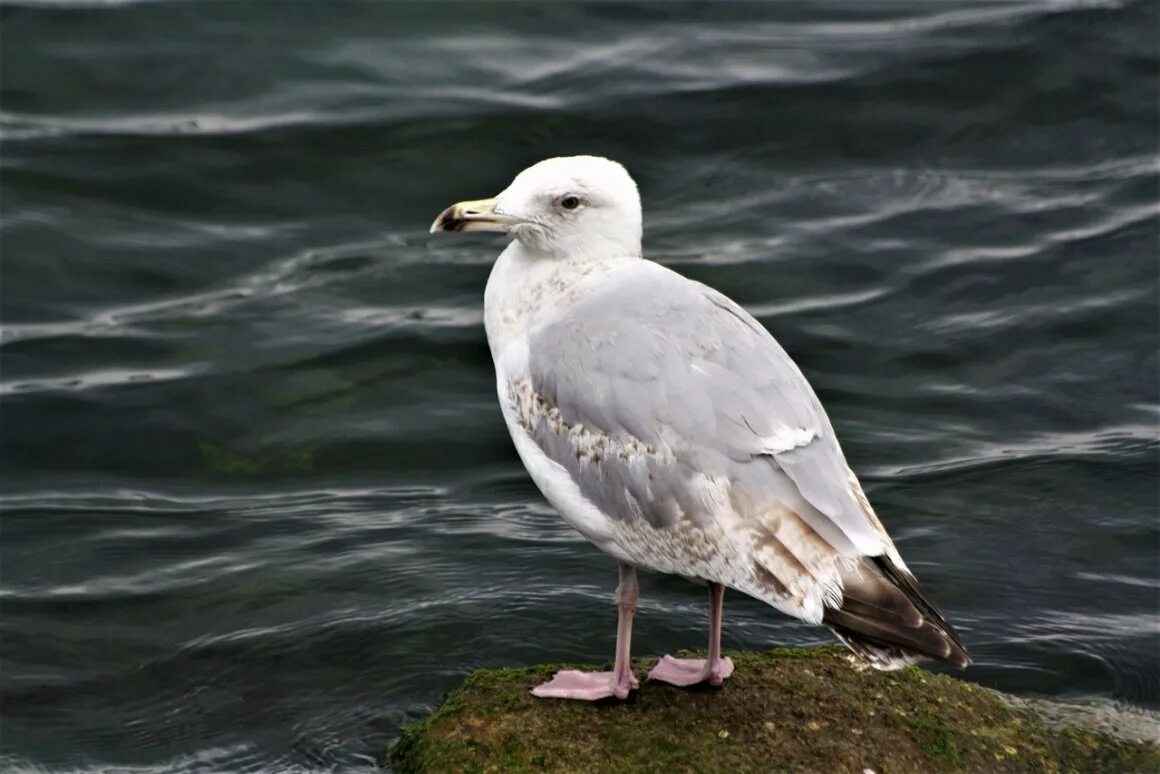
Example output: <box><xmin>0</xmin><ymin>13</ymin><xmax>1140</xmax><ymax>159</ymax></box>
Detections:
<box><xmin>429</xmin><ymin>197</ymin><xmax>520</xmax><ymax>234</ymax></box>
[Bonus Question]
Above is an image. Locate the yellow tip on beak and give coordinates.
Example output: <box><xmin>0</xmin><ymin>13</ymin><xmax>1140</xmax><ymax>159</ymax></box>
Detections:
<box><xmin>429</xmin><ymin>197</ymin><xmax>518</xmax><ymax>234</ymax></box>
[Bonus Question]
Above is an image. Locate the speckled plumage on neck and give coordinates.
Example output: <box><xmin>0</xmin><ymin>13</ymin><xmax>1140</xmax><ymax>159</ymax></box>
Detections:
<box><xmin>483</xmin><ymin>242</ymin><xmax>637</xmax><ymax>363</ymax></box>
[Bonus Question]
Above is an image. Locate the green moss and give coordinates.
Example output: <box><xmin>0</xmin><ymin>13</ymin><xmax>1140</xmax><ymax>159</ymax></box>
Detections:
<box><xmin>390</xmin><ymin>646</ymin><xmax>1159</xmax><ymax>773</ymax></box>
<box><xmin>905</xmin><ymin>714</ymin><xmax>965</xmax><ymax>768</ymax></box>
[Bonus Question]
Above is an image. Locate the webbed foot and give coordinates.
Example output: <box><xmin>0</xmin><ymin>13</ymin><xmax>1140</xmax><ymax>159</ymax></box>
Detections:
<box><xmin>647</xmin><ymin>654</ymin><xmax>734</xmax><ymax>687</ymax></box>
<box><xmin>531</xmin><ymin>669</ymin><xmax>639</xmax><ymax>700</ymax></box>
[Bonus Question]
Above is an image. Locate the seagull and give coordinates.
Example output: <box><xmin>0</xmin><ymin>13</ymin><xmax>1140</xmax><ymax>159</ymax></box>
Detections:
<box><xmin>430</xmin><ymin>156</ymin><xmax>968</xmax><ymax>701</ymax></box>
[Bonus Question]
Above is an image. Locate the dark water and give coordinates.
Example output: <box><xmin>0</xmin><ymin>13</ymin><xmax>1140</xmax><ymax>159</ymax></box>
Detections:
<box><xmin>2</xmin><ymin>0</ymin><xmax>1158</xmax><ymax>770</ymax></box>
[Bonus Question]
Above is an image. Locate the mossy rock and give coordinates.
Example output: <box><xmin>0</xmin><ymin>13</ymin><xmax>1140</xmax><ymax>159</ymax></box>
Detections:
<box><xmin>390</xmin><ymin>646</ymin><xmax>1158</xmax><ymax>773</ymax></box>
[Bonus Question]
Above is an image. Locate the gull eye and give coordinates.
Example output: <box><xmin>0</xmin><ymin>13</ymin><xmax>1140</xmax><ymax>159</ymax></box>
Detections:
<box><xmin>560</xmin><ymin>195</ymin><xmax>581</xmax><ymax>210</ymax></box>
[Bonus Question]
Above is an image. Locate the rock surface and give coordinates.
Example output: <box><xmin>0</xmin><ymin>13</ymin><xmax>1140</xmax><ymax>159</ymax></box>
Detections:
<box><xmin>390</xmin><ymin>646</ymin><xmax>1158</xmax><ymax>773</ymax></box>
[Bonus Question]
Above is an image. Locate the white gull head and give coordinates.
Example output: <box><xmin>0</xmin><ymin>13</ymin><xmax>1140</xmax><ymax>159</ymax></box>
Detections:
<box><xmin>430</xmin><ymin>155</ymin><xmax>642</xmax><ymax>261</ymax></box>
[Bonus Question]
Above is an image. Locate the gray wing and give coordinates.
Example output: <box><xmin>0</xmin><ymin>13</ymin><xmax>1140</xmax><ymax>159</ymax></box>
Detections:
<box><xmin>515</xmin><ymin>261</ymin><xmax>888</xmax><ymax>564</ymax></box>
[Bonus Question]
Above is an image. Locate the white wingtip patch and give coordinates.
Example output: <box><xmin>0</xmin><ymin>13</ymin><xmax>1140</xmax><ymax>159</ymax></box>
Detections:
<box><xmin>760</xmin><ymin>427</ymin><xmax>818</xmax><ymax>454</ymax></box>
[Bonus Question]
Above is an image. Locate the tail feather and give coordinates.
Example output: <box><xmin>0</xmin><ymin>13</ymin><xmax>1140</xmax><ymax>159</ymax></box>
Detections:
<box><xmin>824</xmin><ymin>555</ymin><xmax>969</xmax><ymax>670</ymax></box>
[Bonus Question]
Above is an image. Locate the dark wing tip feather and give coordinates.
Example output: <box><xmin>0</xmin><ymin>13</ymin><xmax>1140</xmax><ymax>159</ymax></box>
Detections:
<box><xmin>824</xmin><ymin>555</ymin><xmax>970</xmax><ymax>670</ymax></box>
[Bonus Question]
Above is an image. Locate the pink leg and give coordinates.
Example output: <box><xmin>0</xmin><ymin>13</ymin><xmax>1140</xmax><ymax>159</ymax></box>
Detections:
<box><xmin>648</xmin><ymin>581</ymin><xmax>734</xmax><ymax>687</ymax></box>
<box><xmin>532</xmin><ymin>563</ymin><xmax>640</xmax><ymax>700</ymax></box>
